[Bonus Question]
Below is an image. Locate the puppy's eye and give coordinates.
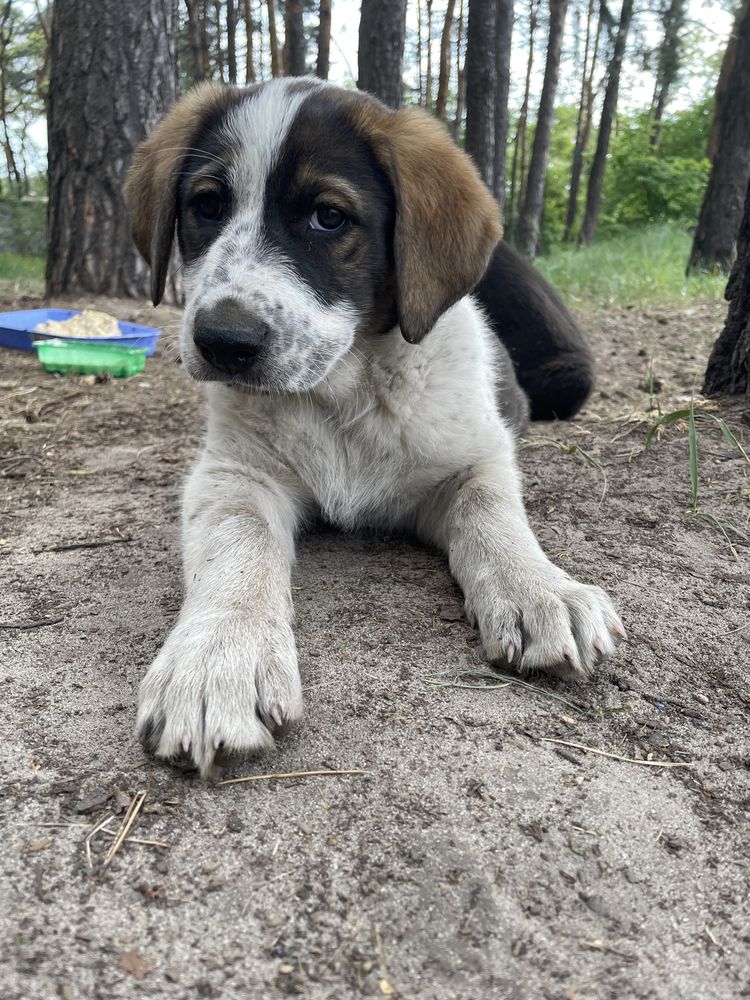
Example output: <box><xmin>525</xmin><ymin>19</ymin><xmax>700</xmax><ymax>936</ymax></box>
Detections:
<box><xmin>192</xmin><ymin>192</ymin><xmax>224</xmax><ymax>222</ymax></box>
<box><xmin>310</xmin><ymin>205</ymin><xmax>347</xmax><ymax>232</ymax></box>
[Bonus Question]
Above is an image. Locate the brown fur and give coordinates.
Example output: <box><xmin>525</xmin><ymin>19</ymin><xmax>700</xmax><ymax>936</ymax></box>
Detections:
<box><xmin>352</xmin><ymin>101</ymin><xmax>502</xmax><ymax>343</ymax></box>
<box><xmin>123</xmin><ymin>82</ymin><xmax>232</xmax><ymax>304</ymax></box>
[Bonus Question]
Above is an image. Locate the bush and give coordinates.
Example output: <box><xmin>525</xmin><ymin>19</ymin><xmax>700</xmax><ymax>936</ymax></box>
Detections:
<box><xmin>0</xmin><ymin>198</ymin><xmax>47</xmax><ymax>256</ymax></box>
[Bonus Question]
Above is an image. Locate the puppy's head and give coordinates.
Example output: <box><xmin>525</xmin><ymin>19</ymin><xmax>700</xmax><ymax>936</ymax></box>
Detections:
<box><xmin>125</xmin><ymin>79</ymin><xmax>501</xmax><ymax>392</ymax></box>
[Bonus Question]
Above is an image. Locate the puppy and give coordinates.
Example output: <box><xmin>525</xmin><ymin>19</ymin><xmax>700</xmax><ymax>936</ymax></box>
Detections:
<box><xmin>125</xmin><ymin>78</ymin><xmax>625</xmax><ymax>778</ymax></box>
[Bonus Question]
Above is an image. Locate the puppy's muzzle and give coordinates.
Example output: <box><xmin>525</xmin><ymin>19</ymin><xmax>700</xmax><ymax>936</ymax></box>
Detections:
<box><xmin>193</xmin><ymin>298</ymin><xmax>269</xmax><ymax>377</ymax></box>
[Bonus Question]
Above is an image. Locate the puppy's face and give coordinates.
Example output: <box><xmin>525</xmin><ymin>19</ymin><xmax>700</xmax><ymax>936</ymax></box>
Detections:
<box><xmin>125</xmin><ymin>79</ymin><xmax>501</xmax><ymax>393</ymax></box>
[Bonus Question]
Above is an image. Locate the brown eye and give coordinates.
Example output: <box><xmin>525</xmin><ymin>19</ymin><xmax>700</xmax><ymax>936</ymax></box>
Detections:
<box><xmin>310</xmin><ymin>205</ymin><xmax>347</xmax><ymax>232</ymax></box>
<box><xmin>192</xmin><ymin>191</ymin><xmax>224</xmax><ymax>222</ymax></box>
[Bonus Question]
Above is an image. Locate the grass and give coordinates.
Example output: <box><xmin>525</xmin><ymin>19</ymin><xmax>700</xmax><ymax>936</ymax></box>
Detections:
<box><xmin>536</xmin><ymin>224</ymin><xmax>726</xmax><ymax>307</ymax></box>
<box><xmin>0</xmin><ymin>252</ymin><xmax>45</xmax><ymax>295</ymax></box>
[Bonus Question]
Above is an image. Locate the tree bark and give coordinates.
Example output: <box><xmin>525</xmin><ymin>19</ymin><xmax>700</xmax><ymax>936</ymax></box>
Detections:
<box><xmin>213</xmin><ymin>0</ymin><xmax>225</xmax><ymax>79</ymax></box>
<box><xmin>649</xmin><ymin>0</ymin><xmax>687</xmax><ymax>153</ymax></box>
<box><xmin>492</xmin><ymin>0</ymin><xmax>513</xmax><ymax>207</ymax></box>
<box><xmin>316</xmin><ymin>0</ymin><xmax>331</xmax><ymax>79</ymax></box>
<box><xmin>357</xmin><ymin>0</ymin><xmax>407</xmax><ymax>109</ymax></box>
<box><xmin>688</xmin><ymin>0</ymin><xmax>750</xmax><ymax>274</ymax></box>
<box><xmin>464</xmin><ymin>0</ymin><xmax>497</xmax><ymax>187</ymax></box>
<box><xmin>703</xmin><ymin>175</ymin><xmax>750</xmax><ymax>395</ymax></box>
<box><xmin>227</xmin><ymin>0</ymin><xmax>238</xmax><ymax>83</ymax></box>
<box><xmin>517</xmin><ymin>0</ymin><xmax>568</xmax><ymax>256</ymax></box>
<box><xmin>425</xmin><ymin>0</ymin><xmax>434</xmax><ymax>110</ymax></box>
<box><xmin>507</xmin><ymin>0</ymin><xmax>539</xmax><ymax>236</ymax></box>
<box><xmin>46</xmin><ymin>0</ymin><xmax>179</xmax><ymax>299</ymax></box>
<box><xmin>283</xmin><ymin>0</ymin><xmax>306</xmax><ymax>76</ymax></box>
<box><xmin>244</xmin><ymin>0</ymin><xmax>256</xmax><ymax>83</ymax></box>
<box><xmin>564</xmin><ymin>0</ymin><xmax>602</xmax><ymax>241</ymax></box>
<box><xmin>267</xmin><ymin>0</ymin><xmax>281</xmax><ymax>77</ymax></box>
<box><xmin>185</xmin><ymin>0</ymin><xmax>208</xmax><ymax>82</ymax></box>
<box><xmin>579</xmin><ymin>0</ymin><xmax>634</xmax><ymax>245</ymax></box>
<box><xmin>435</xmin><ymin>0</ymin><xmax>455</xmax><ymax>120</ymax></box>
<box><xmin>452</xmin><ymin>0</ymin><xmax>466</xmax><ymax>138</ymax></box>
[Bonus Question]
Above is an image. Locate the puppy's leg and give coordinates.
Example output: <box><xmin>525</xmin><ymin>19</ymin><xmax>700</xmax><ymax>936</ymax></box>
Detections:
<box><xmin>417</xmin><ymin>438</ymin><xmax>625</xmax><ymax>677</ymax></box>
<box><xmin>136</xmin><ymin>453</ymin><xmax>305</xmax><ymax>777</ymax></box>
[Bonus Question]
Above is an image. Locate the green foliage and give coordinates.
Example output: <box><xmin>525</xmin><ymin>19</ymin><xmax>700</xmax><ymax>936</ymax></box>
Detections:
<box><xmin>0</xmin><ymin>251</ymin><xmax>44</xmax><ymax>288</ymax></box>
<box><xmin>535</xmin><ymin>224</ymin><xmax>725</xmax><ymax>305</ymax></box>
<box><xmin>0</xmin><ymin>198</ymin><xmax>47</xmax><ymax>255</ymax></box>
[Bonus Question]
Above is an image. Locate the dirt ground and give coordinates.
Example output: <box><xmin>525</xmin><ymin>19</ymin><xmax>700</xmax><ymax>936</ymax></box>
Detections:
<box><xmin>1</xmin><ymin>291</ymin><xmax>749</xmax><ymax>1000</ymax></box>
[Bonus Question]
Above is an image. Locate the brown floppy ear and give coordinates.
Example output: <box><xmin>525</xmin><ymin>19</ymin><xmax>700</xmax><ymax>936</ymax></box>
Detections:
<box><xmin>364</xmin><ymin>107</ymin><xmax>502</xmax><ymax>343</ymax></box>
<box><xmin>124</xmin><ymin>82</ymin><xmax>228</xmax><ymax>305</ymax></box>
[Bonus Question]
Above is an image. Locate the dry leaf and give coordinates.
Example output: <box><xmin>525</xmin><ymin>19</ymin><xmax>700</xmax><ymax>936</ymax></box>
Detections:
<box><xmin>119</xmin><ymin>950</ymin><xmax>154</xmax><ymax>981</ymax></box>
<box><xmin>379</xmin><ymin>979</ymin><xmax>395</xmax><ymax>996</ymax></box>
<box><xmin>27</xmin><ymin>838</ymin><xmax>51</xmax><ymax>853</ymax></box>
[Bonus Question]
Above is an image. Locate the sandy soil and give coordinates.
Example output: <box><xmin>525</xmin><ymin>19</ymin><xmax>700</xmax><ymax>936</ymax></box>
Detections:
<box><xmin>1</xmin><ymin>292</ymin><xmax>749</xmax><ymax>1000</ymax></box>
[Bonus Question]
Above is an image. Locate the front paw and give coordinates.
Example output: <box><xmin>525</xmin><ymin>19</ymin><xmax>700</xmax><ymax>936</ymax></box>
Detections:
<box><xmin>468</xmin><ymin>571</ymin><xmax>626</xmax><ymax>679</ymax></box>
<box><xmin>135</xmin><ymin>615</ymin><xmax>303</xmax><ymax>778</ymax></box>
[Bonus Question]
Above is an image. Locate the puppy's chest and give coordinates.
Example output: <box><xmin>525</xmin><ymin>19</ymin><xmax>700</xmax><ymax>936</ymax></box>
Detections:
<box><xmin>288</xmin><ymin>363</ymin><xmax>493</xmax><ymax>530</ymax></box>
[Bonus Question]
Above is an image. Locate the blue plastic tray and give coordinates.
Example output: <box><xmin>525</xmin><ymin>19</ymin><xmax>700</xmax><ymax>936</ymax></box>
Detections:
<box><xmin>0</xmin><ymin>308</ymin><xmax>161</xmax><ymax>355</ymax></box>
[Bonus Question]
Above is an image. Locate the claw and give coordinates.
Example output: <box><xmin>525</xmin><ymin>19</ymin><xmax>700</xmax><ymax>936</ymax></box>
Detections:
<box><xmin>506</xmin><ymin>642</ymin><xmax>516</xmax><ymax>664</ymax></box>
<box><xmin>562</xmin><ymin>645</ymin><xmax>575</xmax><ymax>665</ymax></box>
<box><xmin>270</xmin><ymin>704</ymin><xmax>284</xmax><ymax>728</ymax></box>
<box><xmin>610</xmin><ymin>621</ymin><xmax>627</xmax><ymax>640</ymax></box>
<box><xmin>181</xmin><ymin>735</ymin><xmax>190</xmax><ymax>754</ymax></box>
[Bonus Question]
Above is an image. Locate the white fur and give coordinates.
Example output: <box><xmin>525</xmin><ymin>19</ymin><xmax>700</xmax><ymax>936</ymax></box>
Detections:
<box><xmin>136</xmin><ymin>82</ymin><xmax>625</xmax><ymax>778</ymax></box>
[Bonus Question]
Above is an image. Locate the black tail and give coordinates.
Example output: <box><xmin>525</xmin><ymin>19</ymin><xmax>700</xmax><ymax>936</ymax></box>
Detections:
<box><xmin>474</xmin><ymin>242</ymin><xmax>595</xmax><ymax>421</ymax></box>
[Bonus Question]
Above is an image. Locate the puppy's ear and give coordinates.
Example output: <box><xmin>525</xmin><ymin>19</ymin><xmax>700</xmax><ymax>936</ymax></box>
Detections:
<box><xmin>124</xmin><ymin>82</ymin><xmax>227</xmax><ymax>305</ymax></box>
<box><xmin>365</xmin><ymin>107</ymin><xmax>502</xmax><ymax>343</ymax></box>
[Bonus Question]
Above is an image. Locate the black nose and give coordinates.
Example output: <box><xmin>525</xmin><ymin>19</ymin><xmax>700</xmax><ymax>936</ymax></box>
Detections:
<box><xmin>193</xmin><ymin>299</ymin><xmax>269</xmax><ymax>376</ymax></box>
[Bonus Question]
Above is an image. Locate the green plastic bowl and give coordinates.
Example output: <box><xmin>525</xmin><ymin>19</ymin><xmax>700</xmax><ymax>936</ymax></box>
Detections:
<box><xmin>33</xmin><ymin>338</ymin><xmax>147</xmax><ymax>378</ymax></box>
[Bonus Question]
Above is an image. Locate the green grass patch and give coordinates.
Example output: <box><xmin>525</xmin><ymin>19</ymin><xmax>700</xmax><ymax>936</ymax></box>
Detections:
<box><xmin>536</xmin><ymin>224</ymin><xmax>726</xmax><ymax>307</ymax></box>
<box><xmin>0</xmin><ymin>252</ymin><xmax>45</xmax><ymax>281</ymax></box>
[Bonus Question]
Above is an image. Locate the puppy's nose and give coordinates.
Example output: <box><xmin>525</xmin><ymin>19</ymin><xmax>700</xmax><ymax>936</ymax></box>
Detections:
<box><xmin>193</xmin><ymin>299</ymin><xmax>269</xmax><ymax>376</ymax></box>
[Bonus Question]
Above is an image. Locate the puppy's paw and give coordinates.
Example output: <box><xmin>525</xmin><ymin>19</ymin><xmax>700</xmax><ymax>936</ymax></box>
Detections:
<box><xmin>136</xmin><ymin>616</ymin><xmax>303</xmax><ymax>778</ymax></box>
<box><xmin>468</xmin><ymin>572</ymin><xmax>625</xmax><ymax>679</ymax></box>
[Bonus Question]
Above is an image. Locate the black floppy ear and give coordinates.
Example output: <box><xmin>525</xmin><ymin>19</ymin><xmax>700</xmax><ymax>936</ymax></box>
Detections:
<box><xmin>123</xmin><ymin>82</ymin><xmax>227</xmax><ymax>305</ymax></box>
<box><xmin>361</xmin><ymin>105</ymin><xmax>502</xmax><ymax>343</ymax></box>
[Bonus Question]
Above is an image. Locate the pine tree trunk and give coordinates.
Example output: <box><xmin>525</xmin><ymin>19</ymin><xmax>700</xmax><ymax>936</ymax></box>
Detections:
<box><xmin>227</xmin><ymin>0</ymin><xmax>237</xmax><ymax>83</ymax></box>
<box><xmin>267</xmin><ymin>0</ymin><xmax>281</xmax><ymax>77</ymax></box>
<box><xmin>507</xmin><ymin>0</ymin><xmax>538</xmax><ymax>236</ymax></box>
<box><xmin>184</xmin><ymin>0</ymin><xmax>207</xmax><ymax>82</ymax></box>
<box><xmin>579</xmin><ymin>0</ymin><xmax>634</xmax><ymax>245</ymax></box>
<box><xmin>649</xmin><ymin>0</ymin><xmax>686</xmax><ymax>153</ymax></box>
<box><xmin>688</xmin><ymin>0</ymin><xmax>750</xmax><ymax>274</ymax></box>
<box><xmin>425</xmin><ymin>0</ymin><xmax>434</xmax><ymax>110</ymax></box>
<box><xmin>316</xmin><ymin>0</ymin><xmax>331</xmax><ymax>79</ymax></box>
<box><xmin>703</xmin><ymin>175</ymin><xmax>750</xmax><ymax>395</ymax></box>
<box><xmin>283</xmin><ymin>0</ymin><xmax>306</xmax><ymax>76</ymax></box>
<box><xmin>213</xmin><ymin>0</ymin><xmax>225</xmax><ymax>79</ymax></box>
<box><xmin>492</xmin><ymin>0</ymin><xmax>513</xmax><ymax>207</ymax></box>
<box><xmin>244</xmin><ymin>0</ymin><xmax>256</xmax><ymax>83</ymax></box>
<box><xmin>46</xmin><ymin>0</ymin><xmax>179</xmax><ymax>299</ymax></box>
<box><xmin>464</xmin><ymin>0</ymin><xmax>497</xmax><ymax>187</ymax></box>
<box><xmin>564</xmin><ymin>0</ymin><xmax>601</xmax><ymax>240</ymax></box>
<box><xmin>358</xmin><ymin>0</ymin><xmax>407</xmax><ymax>109</ymax></box>
<box><xmin>452</xmin><ymin>0</ymin><xmax>466</xmax><ymax>138</ymax></box>
<box><xmin>435</xmin><ymin>0</ymin><xmax>455</xmax><ymax>121</ymax></box>
<box><xmin>517</xmin><ymin>0</ymin><xmax>569</xmax><ymax>256</ymax></box>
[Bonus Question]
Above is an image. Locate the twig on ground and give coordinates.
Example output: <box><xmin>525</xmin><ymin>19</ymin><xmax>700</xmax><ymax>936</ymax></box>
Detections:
<box><xmin>425</xmin><ymin>670</ymin><xmax>593</xmax><ymax>716</ymax></box>
<box><xmin>85</xmin><ymin>815</ymin><xmax>115</xmax><ymax>869</ymax></box>
<box><xmin>103</xmin><ymin>791</ymin><xmax>147</xmax><ymax>866</ymax></box>
<box><xmin>0</xmin><ymin>617</ymin><xmax>64</xmax><ymax>630</ymax></box>
<box><xmin>19</xmin><ymin>821</ymin><xmax>169</xmax><ymax>851</ymax></box>
<box><xmin>539</xmin><ymin>736</ymin><xmax>694</xmax><ymax>768</ymax></box>
<box><xmin>41</xmin><ymin>537</ymin><xmax>132</xmax><ymax>553</ymax></box>
<box><xmin>219</xmin><ymin>768</ymin><xmax>367</xmax><ymax>786</ymax></box>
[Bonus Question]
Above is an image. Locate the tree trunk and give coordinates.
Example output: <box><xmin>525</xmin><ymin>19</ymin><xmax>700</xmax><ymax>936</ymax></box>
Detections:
<box><xmin>507</xmin><ymin>0</ymin><xmax>539</xmax><ymax>236</ymax></box>
<box><xmin>244</xmin><ymin>0</ymin><xmax>256</xmax><ymax>83</ymax></box>
<box><xmin>185</xmin><ymin>0</ymin><xmax>207</xmax><ymax>82</ymax></box>
<box><xmin>517</xmin><ymin>0</ymin><xmax>568</xmax><ymax>256</ymax></box>
<box><xmin>688</xmin><ymin>0</ymin><xmax>750</xmax><ymax>274</ymax></box>
<box><xmin>435</xmin><ymin>0</ymin><xmax>455</xmax><ymax>120</ymax></box>
<box><xmin>357</xmin><ymin>0</ymin><xmax>407</xmax><ymax>109</ymax></box>
<box><xmin>564</xmin><ymin>0</ymin><xmax>601</xmax><ymax>241</ymax></box>
<box><xmin>579</xmin><ymin>0</ymin><xmax>634</xmax><ymax>245</ymax></box>
<box><xmin>649</xmin><ymin>0</ymin><xmax>687</xmax><ymax>153</ymax></box>
<box><xmin>213</xmin><ymin>0</ymin><xmax>225</xmax><ymax>79</ymax></box>
<box><xmin>703</xmin><ymin>175</ymin><xmax>750</xmax><ymax>395</ymax></box>
<box><xmin>492</xmin><ymin>0</ymin><xmax>513</xmax><ymax>207</ymax></box>
<box><xmin>425</xmin><ymin>0</ymin><xmax>434</xmax><ymax>111</ymax></box>
<box><xmin>452</xmin><ymin>0</ymin><xmax>466</xmax><ymax>138</ymax></box>
<box><xmin>464</xmin><ymin>0</ymin><xmax>497</xmax><ymax>187</ymax></box>
<box><xmin>227</xmin><ymin>0</ymin><xmax>237</xmax><ymax>83</ymax></box>
<box><xmin>316</xmin><ymin>0</ymin><xmax>331</xmax><ymax>79</ymax></box>
<box><xmin>283</xmin><ymin>0</ymin><xmax>306</xmax><ymax>76</ymax></box>
<box><xmin>267</xmin><ymin>0</ymin><xmax>281</xmax><ymax>77</ymax></box>
<box><xmin>46</xmin><ymin>0</ymin><xmax>179</xmax><ymax>299</ymax></box>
